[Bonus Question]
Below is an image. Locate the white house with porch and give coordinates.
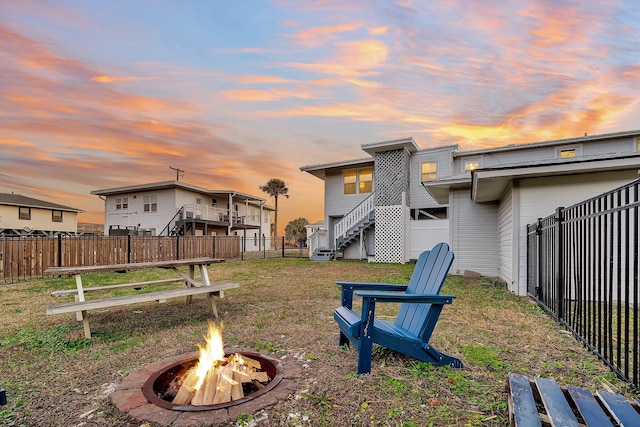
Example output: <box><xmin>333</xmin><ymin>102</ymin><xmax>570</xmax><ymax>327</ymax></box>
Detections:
<box><xmin>92</xmin><ymin>181</ymin><xmax>275</xmax><ymax>250</ymax></box>
<box><xmin>301</xmin><ymin>129</ymin><xmax>640</xmax><ymax>295</ymax></box>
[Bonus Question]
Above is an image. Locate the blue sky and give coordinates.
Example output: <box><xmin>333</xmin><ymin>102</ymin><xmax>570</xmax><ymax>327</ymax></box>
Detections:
<box><xmin>1</xmin><ymin>0</ymin><xmax>640</xmax><ymax>229</ymax></box>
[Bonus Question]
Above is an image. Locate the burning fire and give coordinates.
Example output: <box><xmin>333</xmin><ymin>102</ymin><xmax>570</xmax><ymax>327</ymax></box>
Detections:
<box><xmin>169</xmin><ymin>320</ymin><xmax>270</xmax><ymax>406</ymax></box>
<box><xmin>193</xmin><ymin>320</ymin><xmax>226</xmax><ymax>390</ymax></box>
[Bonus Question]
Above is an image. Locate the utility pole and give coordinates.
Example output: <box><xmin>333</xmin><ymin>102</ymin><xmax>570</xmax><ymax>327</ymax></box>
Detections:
<box><xmin>170</xmin><ymin>166</ymin><xmax>185</xmax><ymax>181</ymax></box>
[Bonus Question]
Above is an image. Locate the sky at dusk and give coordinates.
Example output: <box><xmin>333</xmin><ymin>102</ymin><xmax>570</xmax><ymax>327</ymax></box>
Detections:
<box><xmin>2</xmin><ymin>1</ymin><xmax>640</xmax><ymax>232</ymax></box>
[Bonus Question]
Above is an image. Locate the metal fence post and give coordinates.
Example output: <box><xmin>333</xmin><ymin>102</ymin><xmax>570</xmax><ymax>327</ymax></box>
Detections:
<box><xmin>281</xmin><ymin>236</ymin><xmax>285</xmax><ymax>257</ymax></box>
<box><xmin>536</xmin><ymin>218</ymin><xmax>542</xmax><ymax>300</ymax></box>
<box><xmin>127</xmin><ymin>234</ymin><xmax>131</xmax><ymax>264</ymax></box>
<box><xmin>554</xmin><ymin>207</ymin><xmax>565</xmax><ymax>321</ymax></box>
<box><xmin>57</xmin><ymin>234</ymin><xmax>62</xmax><ymax>267</ymax></box>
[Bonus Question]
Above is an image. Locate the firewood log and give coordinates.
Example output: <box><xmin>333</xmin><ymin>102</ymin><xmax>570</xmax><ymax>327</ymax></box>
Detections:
<box><xmin>238</xmin><ymin>354</ymin><xmax>261</xmax><ymax>370</ymax></box>
<box><xmin>162</xmin><ymin>376</ymin><xmax>181</xmax><ymax>401</ymax></box>
<box><xmin>231</xmin><ymin>370</ymin><xmax>244</xmax><ymax>400</ymax></box>
<box><xmin>250</xmin><ymin>371</ymin><xmax>270</xmax><ymax>382</ymax></box>
<box><xmin>212</xmin><ymin>365</ymin><xmax>233</xmax><ymax>403</ymax></box>
<box><xmin>200</xmin><ymin>367</ymin><xmax>220</xmax><ymax>405</ymax></box>
<box><xmin>172</xmin><ymin>368</ymin><xmax>199</xmax><ymax>405</ymax></box>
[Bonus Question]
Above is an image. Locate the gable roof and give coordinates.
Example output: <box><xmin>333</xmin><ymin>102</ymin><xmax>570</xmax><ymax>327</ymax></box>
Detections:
<box><xmin>0</xmin><ymin>193</ymin><xmax>83</xmax><ymax>212</ymax></box>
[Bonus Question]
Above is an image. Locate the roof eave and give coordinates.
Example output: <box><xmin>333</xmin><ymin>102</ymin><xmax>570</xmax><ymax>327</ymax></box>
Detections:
<box><xmin>472</xmin><ymin>157</ymin><xmax>640</xmax><ymax>202</ymax></box>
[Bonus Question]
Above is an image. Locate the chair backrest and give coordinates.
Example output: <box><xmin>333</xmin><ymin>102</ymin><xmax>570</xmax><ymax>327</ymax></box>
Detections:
<box><xmin>395</xmin><ymin>243</ymin><xmax>455</xmax><ymax>337</ymax></box>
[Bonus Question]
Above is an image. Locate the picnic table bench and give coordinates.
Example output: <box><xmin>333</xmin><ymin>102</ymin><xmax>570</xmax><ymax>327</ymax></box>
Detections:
<box><xmin>507</xmin><ymin>372</ymin><xmax>640</xmax><ymax>426</ymax></box>
<box><xmin>45</xmin><ymin>258</ymin><xmax>239</xmax><ymax>338</ymax></box>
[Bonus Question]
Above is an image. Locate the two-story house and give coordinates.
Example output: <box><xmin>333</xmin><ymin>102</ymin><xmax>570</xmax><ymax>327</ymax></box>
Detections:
<box><xmin>301</xmin><ymin>129</ymin><xmax>640</xmax><ymax>295</ymax></box>
<box><xmin>0</xmin><ymin>193</ymin><xmax>82</xmax><ymax>236</ymax></box>
<box><xmin>91</xmin><ymin>181</ymin><xmax>274</xmax><ymax>249</ymax></box>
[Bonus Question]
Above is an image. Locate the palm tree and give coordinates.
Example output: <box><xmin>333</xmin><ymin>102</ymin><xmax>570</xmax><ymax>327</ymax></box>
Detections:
<box><xmin>259</xmin><ymin>178</ymin><xmax>289</xmax><ymax>239</ymax></box>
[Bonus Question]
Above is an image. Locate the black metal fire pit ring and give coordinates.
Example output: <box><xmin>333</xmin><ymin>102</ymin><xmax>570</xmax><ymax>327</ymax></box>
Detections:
<box><xmin>142</xmin><ymin>351</ymin><xmax>284</xmax><ymax>411</ymax></box>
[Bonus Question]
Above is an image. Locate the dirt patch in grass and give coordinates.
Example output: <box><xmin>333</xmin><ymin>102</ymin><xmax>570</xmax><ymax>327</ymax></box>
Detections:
<box><xmin>0</xmin><ymin>258</ymin><xmax>635</xmax><ymax>426</ymax></box>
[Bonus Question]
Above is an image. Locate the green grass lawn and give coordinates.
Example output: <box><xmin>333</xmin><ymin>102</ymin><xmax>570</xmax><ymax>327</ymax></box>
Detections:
<box><xmin>0</xmin><ymin>258</ymin><xmax>635</xmax><ymax>426</ymax></box>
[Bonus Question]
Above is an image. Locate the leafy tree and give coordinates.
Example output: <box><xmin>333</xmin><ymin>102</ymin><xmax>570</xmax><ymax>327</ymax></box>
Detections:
<box><xmin>259</xmin><ymin>178</ymin><xmax>289</xmax><ymax>237</ymax></box>
<box><xmin>285</xmin><ymin>217</ymin><xmax>309</xmax><ymax>242</ymax></box>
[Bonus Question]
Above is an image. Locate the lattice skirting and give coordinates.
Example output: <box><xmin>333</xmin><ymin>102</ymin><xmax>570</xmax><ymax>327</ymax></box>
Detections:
<box><xmin>374</xmin><ymin>205</ymin><xmax>404</xmax><ymax>263</ymax></box>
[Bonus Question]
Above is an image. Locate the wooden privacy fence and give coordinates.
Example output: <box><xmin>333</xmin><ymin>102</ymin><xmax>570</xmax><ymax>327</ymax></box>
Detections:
<box><xmin>1</xmin><ymin>235</ymin><xmax>241</xmax><ymax>283</ymax></box>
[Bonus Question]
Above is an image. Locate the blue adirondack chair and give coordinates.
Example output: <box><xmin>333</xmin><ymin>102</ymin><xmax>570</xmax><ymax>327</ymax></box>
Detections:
<box><xmin>334</xmin><ymin>243</ymin><xmax>463</xmax><ymax>374</ymax></box>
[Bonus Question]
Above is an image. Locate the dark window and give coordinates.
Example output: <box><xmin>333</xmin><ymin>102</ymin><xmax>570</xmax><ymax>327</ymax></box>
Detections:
<box><xmin>143</xmin><ymin>195</ymin><xmax>157</xmax><ymax>212</ymax></box>
<box><xmin>19</xmin><ymin>206</ymin><xmax>31</xmax><ymax>220</ymax></box>
<box><xmin>52</xmin><ymin>210</ymin><xmax>63</xmax><ymax>222</ymax></box>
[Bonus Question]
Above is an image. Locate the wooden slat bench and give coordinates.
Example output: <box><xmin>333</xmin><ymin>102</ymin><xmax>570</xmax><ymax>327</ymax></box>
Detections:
<box><xmin>45</xmin><ymin>258</ymin><xmax>240</xmax><ymax>338</ymax></box>
<box><xmin>507</xmin><ymin>372</ymin><xmax>640</xmax><ymax>426</ymax></box>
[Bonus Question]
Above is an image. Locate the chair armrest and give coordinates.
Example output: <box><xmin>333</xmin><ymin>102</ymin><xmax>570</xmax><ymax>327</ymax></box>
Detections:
<box><xmin>335</xmin><ymin>281</ymin><xmax>408</xmax><ymax>291</ymax></box>
<box><xmin>336</xmin><ymin>282</ymin><xmax>408</xmax><ymax>309</ymax></box>
<box><xmin>354</xmin><ymin>292</ymin><xmax>456</xmax><ymax>305</ymax></box>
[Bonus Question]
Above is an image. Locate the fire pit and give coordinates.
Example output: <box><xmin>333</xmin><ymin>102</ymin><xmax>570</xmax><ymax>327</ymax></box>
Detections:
<box><xmin>110</xmin><ymin>322</ymin><xmax>301</xmax><ymax>426</ymax></box>
<box><xmin>142</xmin><ymin>351</ymin><xmax>283</xmax><ymax>411</ymax></box>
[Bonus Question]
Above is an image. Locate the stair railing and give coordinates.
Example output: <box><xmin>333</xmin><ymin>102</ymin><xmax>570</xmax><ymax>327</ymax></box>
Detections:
<box><xmin>159</xmin><ymin>206</ymin><xmax>185</xmax><ymax>236</ymax></box>
<box><xmin>335</xmin><ymin>193</ymin><xmax>375</xmax><ymax>242</ymax></box>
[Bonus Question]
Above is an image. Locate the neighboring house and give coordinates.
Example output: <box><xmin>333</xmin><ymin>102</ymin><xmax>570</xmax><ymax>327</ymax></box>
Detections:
<box><xmin>301</xmin><ymin>129</ymin><xmax>640</xmax><ymax>295</ymax></box>
<box><xmin>91</xmin><ymin>181</ymin><xmax>275</xmax><ymax>249</ymax></box>
<box><xmin>304</xmin><ymin>220</ymin><xmax>325</xmax><ymax>249</ymax></box>
<box><xmin>0</xmin><ymin>193</ymin><xmax>82</xmax><ymax>236</ymax></box>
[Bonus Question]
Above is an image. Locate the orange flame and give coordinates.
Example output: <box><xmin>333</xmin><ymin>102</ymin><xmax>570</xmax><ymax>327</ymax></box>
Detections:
<box><xmin>193</xmin><ymin>320</ymin><xmax>226</xmax><ymax>390</ymax></box>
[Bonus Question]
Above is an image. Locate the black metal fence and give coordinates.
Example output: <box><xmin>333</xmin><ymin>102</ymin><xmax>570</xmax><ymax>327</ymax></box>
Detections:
<box><xmin>1</xmin><ymin>235</ymin><xmax>308</xmax><ymax>283</ymax></box>
<box><xmin>527</xmin><ymin>178</ymin><xmax>640</xmax><ymax>391</ymax></box>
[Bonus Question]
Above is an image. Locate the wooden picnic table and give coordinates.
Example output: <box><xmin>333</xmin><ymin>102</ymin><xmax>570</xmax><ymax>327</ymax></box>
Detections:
<box><xmin>45</xmin><ymin>257</ymin><xmax>239</xmax><ymax>338</ymax></box>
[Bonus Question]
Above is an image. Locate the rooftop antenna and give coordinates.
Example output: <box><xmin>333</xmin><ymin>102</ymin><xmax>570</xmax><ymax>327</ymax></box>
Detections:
<box><xmin>169</xmin><ymin>166</ymin><xmax>185</xmax><ymax>181</ymax></box>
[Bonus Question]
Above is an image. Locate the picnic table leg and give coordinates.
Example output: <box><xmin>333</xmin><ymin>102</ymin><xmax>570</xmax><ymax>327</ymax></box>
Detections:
<box><xmin>74</xmin><ymin>274</ymin><xmax>85</xmax><ymax>322</ymax></box>
<box><xmin>80</xmin><ymin>310</ymin><xmax>91</xmax><ymax>339</ymax></box>
<box><xmin>186</xmin><ymin>265</ymin><xmax>196</xmax><ymax>304</ymax></box>
<box><xmin>200</xmin><ymin>264</ymin><xmax>219</xmax><ymax>318</ymax></box>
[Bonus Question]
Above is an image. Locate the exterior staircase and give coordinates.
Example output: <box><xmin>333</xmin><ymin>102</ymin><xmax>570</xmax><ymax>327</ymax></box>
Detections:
<box><xmin>334</xmin><ymin>193</ymin><xmax>376</xmax><ymax>255</ymax></box>
<box><xmin>160</xmin><ymin>207</ymin><xmax>187</xmax><ymax>236</ymax></box>
<box><xmin>310</xmin><ymin>248</ymin><xmax>334</xmax><ymax>261</ymax></box>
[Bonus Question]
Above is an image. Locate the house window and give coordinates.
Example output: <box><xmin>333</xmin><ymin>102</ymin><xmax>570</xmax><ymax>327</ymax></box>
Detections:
<box><xmin>464</xmin><ymin>159</ymin><xmax>479</xmax><ymax>172</ymax></box>
<box><xmin>19</xmin><ymin>206</ymin><xmax>31</xmax><ymax>220</ymax></box>
<box><xmin>344</xmin><ymin>167</ymin><xmax>373</xmax><ymax>195</ymax></box>
<box><xmin>211</xmin><ymin>198</ymin><xmax>217</xmax><ymax>206</ymax></box>
<box><xmin>559</xmin><ymin>148</ymin><xmax>576</xmax><ymax>158</ymax></box>
<box><xmin>115</xmin><ymin>197</ymin><xmax>128</xmax><ymax>210</ymax></box>
<box><xmin>143</xmin><ymin>195</ymin><xmax>157</xmax><ymax>212</ymax></box>
<box><xmin>421</xmin><ymin>162</ymin><xmax>437</xmax><ymax>181</ymax></box>
<box><xmin>196</xmin><ymin>197</ymin><xmax>202</xmax><ymax>205</ymax></box>
<box><xmin>344</xmin><ymin>170</ymin><xmax>357</xmax><ymax>194</ymax></box>
<box><xmin>557</xmin><ymin>144</ymin><xmax>581</xmax><ymax>158</ymax></box>
<box><xmin>52</xmin><ymin>210</ymin><xmax>63</xmax><ymax>222</ymax></box>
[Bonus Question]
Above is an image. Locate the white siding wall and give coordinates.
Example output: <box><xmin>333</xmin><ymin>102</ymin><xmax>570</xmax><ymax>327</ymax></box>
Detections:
<box><xmin>497</xmin><ymin>184</ymin><xmax>514</xmax><ymax>289</ymax></box>
<box><xmin>449</xmin><ymin>189</ymin><xmax>499</xmax><ymax>276</ymax></box>
<box><xmin>324</xmin><ymin>170</ymin><xmax>372</xmax><ymax>216</ymax></box>
<box><xmin>409</xmin><ymin>148</ymin><xmax>454</xmax><ymax>209</ymax></box>
<box><xmin>516</xmin><ymin>170</ymin><xmax>638</xmax><ymax>295</ymax></box>
<box><xmin>409</xmin><ymin>219</ymin><xmax>450</xmax><ymax>260</ymax></box>
<box><xmin>324</xmin><ymin>169</ymin><xmax>374</xmax><ymax>249</ymax></box>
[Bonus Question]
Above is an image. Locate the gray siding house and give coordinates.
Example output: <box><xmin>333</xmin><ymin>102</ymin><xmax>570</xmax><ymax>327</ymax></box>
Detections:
<box><xmin>301</xmin><ymin>130</ymin><xmax>640</xmax><ymax>295</ymax></box>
